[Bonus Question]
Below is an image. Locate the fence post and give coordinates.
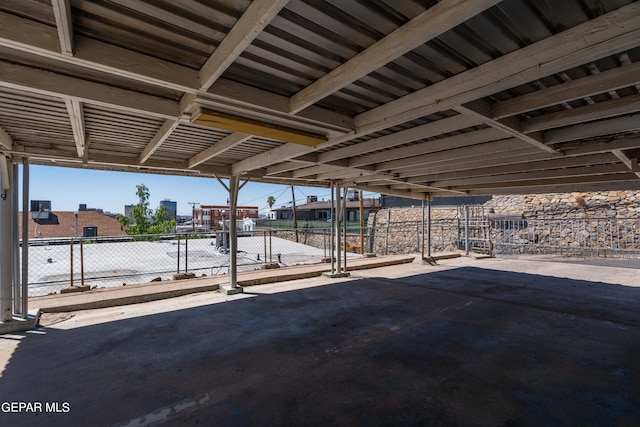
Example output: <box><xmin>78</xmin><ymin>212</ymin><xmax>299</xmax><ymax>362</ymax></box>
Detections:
<box><xmin>385</xmin><ymin>209</ymin><xmax>390</xmax><ymax>255</ymax></box>
<box><xmin>263</xmin><ymin>230</ymin><xmax>267</xmax><ymax>264</ymax></box>
<box><xmin>177</xmin><ymin>234</ymin><xmax>181</xmax><ymax>273</ymax></box>
<box><xmin>70</xmin><ymin>239</ymin><xmax>74</xmax><ymax>287</ymax></box>
<box><xmin>80</xmin><ymin>238</ymin><xmax>85</xmax><ymax>287</ymax></box>
<box><xmin>185</xmin><ymin>232</ymin><xmax>188</xmax><ymax>273</ymax></box>
<box><xmin>465</xmin><ymin>205</ymin><xmax>470</xmax><ymax>255</ymax></box>
<box><xmin>323</xmin><ymin>228</ymin><xmax>327</xmax><ymax>258</ymax></box>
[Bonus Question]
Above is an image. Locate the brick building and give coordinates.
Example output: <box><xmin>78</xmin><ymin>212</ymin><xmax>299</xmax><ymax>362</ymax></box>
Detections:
<box><xmin>193</xmin><ymin>205</ymin><xmax>259</xmax><ymax>231</ymax></box>
<box><xmin>19</xmin><ymin>210</ymin><xmax>126</xmax><ymax>239</ymax></box>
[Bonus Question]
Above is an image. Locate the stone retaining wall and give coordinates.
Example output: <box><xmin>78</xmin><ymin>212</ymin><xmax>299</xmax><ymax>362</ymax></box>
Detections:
<box><xmin>369</xmin><ymin>191</ymin><xmax>640</xmax><ymax>255</ymax></box>
<box><xmin>271</xmin><ymin>191</ymin><xmax>640</xmax><ymax>257</ymax></box>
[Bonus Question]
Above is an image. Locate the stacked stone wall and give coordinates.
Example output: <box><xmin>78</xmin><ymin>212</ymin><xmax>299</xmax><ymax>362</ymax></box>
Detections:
<box><xmin>486</xmin><ymin>191</ymin><xmax>640</xmax><ymax>219</ymax></box>
<box><xmin>269</xmin><ymin>191</ymin><xmax>640</xmax><ymax>257</ymax></box>
<box><xmin>370</xmin><ymin>191</ymin><xmax>640</xmax><ymax>255</ymax></box>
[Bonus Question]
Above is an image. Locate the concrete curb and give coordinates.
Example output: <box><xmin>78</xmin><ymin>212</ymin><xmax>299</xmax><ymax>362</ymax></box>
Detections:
<box><xmin>31</xmin><ymin>255</ymin><xmax>416</xmax><ymax>316</ymax></box>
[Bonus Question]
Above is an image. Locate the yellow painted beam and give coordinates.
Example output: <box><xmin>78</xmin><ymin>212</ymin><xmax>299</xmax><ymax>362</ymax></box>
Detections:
<box><xmin>192</xmin><ymin>109</ymin><xmax>326</xmax><ymax>146</ymax></box>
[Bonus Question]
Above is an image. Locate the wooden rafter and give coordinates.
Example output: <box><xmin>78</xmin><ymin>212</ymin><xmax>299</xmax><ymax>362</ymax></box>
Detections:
<box><xmin>289</xmin><ymin>0</ymin><xmax>502</xmax><ymax>113</ymax></box>
<box><xmin>51</xmin><ymin>0</ymin><xmax>73</xmax><ymax>56</ymax></box>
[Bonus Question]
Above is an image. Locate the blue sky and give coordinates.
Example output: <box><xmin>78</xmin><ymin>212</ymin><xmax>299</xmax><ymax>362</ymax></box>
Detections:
<box><xmin>21</xmin><ymin>165</ymin><xmax>371</xmax><ymax>216</ymax></box>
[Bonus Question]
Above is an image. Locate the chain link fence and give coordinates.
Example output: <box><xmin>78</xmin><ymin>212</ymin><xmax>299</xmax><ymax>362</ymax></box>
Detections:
<box><xmin>23</xmin><ymin>216</ymin><xmax>640</xmax><ymax>297</ymax></box>
<box><xmin>490</xmin><ymin>218</ymin><xmax>640</xmax><ymax>258</ymax></box>
<box><xmin>25</xmin><ymin>229</ymin><xmax>362</xmax><ymax>297</ymax></box>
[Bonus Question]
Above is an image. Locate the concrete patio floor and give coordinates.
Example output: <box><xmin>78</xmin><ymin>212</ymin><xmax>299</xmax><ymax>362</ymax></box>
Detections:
<box><xmin>1</xmin><ymin>255</ymin><xmax>639</xmax><ymax>426</ymax></box>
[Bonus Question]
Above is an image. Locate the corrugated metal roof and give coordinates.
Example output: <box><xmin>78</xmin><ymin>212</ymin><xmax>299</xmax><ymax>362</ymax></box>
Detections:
<box><xmin>0</xmin><ymin>0</ymin><xmax>639</xmax><ymax>198</ymax></box>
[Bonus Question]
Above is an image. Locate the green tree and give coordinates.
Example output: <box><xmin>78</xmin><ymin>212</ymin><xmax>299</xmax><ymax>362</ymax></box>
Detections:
<box><xmin>117</xmin><ymin>184</ymin><xmax>176</xmax><ymax>235</ymax></box>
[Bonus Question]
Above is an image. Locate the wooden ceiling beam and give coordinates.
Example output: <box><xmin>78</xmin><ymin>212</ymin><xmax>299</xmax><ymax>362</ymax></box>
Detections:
<box><xmin>545</xmin><ymin>114</ymin><xmax>640</xmax><ymax>145</ymax></box>
<box><xmin>235</xmin><ymin>3</ymin><xmax>640</xmax><ymax>173</ymax></box>
<box><xmin>0</xmin><ymin>126</ymin><xmax>13</xmax><ymax>150</ymax></box>
<box><xmin>187</xmin><ymin>133</ymin><xmax>252</xmax><ymax>168</ymax></box>
<box><xmin>200</xmin><ymin>0</ymin><xmax>289</xmax><ymax>91</ymax></box>
<box><xmin>355</xmin><ymin>3</ymin><xmax>640</xmax><ymax>134</ymax></box>
<box><xmin>493</xmin><ymin>61</ymin><xmax>640</xmax><ymax>119</ymax></box>
<box><xmin>317</xmin><ymin>114</ymin><xmax>480</xmax><ymax>164</ymax></box>
<box><xmin>454</xmin><ymin>100</ymin><xmax>557</xmax><ymax>153</ymax></box>
<box><xmin>612</xmin><ymin>149</ymin><xmax>640</xmax><ymax>179</ymax></box>
<box><xmin>64</xmin><ymin>99</ymin><xmax>85</xmax><ymax>158</ymax></box>
<box><xmin>523</xmin><ymin>93</ymin><xmax>640</xmax><ymax>132</ymax></box>
<box><xmin>0</xmin><ymin>60</ymin><xmax>179</xmax><ymax>119</ymax></box>
<box><xmin>464</xmin><ymin>180</ymin><xmax>640</xmax><ymax>195</ymax></box>
<box><xmin>51</xmin><ymin>0</ymin><xmax>73</xmax><ymax>56</ymax></box>
<box><xmin>350</xmin><ymin>128</ymin><xmax>509</xmax><ymax>169</ymax></box>
<box><xmin>408</xmin><ymin>152</ymin><xmax>618</xmax><ymax>183</ymax></box>
<box><xmin>289</xmin><ymin>0</ymin><xmax>502</xmax><ymax>113</ymax></box>
<box><xmin>429</xmin><ymin>163</ymin><xmax>627</xmax><ymax>187</ymax></box>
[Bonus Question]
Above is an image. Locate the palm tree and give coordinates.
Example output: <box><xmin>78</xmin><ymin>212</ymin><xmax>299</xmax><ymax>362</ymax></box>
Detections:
<box><xmin>267</xmin><ymin>196</ymin><xmax>276</xmax><ymax>210</ymax></box>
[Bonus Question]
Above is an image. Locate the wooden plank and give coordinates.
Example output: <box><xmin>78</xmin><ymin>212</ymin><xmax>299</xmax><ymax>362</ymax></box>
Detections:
<box><xmin>138</xmin><ymin>120</ymin><xmax>181</xmax><ymax>163</ymax></box>
<box><xmin>188</xmin><ymin>133</ymin><xmax>251</xmax><ymax>168</ymax></box>
<box><xmin>64</xmin><ymin>99</ymin><xmax>85</xmax><ymax>157</ymax></box>
<box><xmin>429</xmin><ymin>163</ymin><xmax>627</xmax><ymax>187</ymax></box>
<box><xmin>399</xmin><ymin>151</ymin><xmax>567</xmax><ymax>179</ymax></box>
<box><xmin>356</xmin><ymin>3</ymin><xmax>640</xmax><ymax>133</ymax></box>
<box><xmin>0</xmin><ymin>60</ymin><xmax>179</xmax><ymax>119</ymax></box>
<box><xmin>454</xmin><ymin>100</ymin><xmax>557</xmax><ymax>153</ymax></box>
<box><xmin>51</xmin><ymin>0</ymin><xmax>73</xmax><ymax>55</ymax></box>
<box><xmin>0</xmin><ymin>126</ymin><xmax>13</xmax><ymax>150</ymax></box>
<box><xmin>375</xmin><ymin>138</ymin><xmax>526</xmax><ymax>172</ymax></box>
<box><xmin>452</xmin><ymin>172</ymin><xmax>636</xmax><ymax>190</ymax></box>
<box><xmin>523</xmin><ymin>93</ymin><xmax>640</xmax><ymax>132</ymax></box>
<box><xmin>409</xmin><ymin>152</ymin><xmax>618</xmax><ymax>183</ymax></box>
<box><xmin>350</xmin><ymin>128</ymin><xmax>510</xmax><ymax>168</ymax></box>
<box><xmin>317</xmin><ymin>114</ymin><xmax>481</xmax><ymax>164</ymax></box>
<box><xmin>494</xmin><ymin>61</ymin><xmax>640</xmax><ymax>118</ymax></box>
<box><xmin>464</xmin><ymin>180</ymin><xmax>640</xmax><ymax>195</ymax></box>
<box><xmin>193</xmin><ymin>109</ymin><xmax>326</xmax><ymax>146</ymax></box>
<box><xmin>612</xmin><ymin>149</ymin><xmax>640</xmax><ymax>178</ymax></box>
<box><xmin>289</xmin><ymin>0</ymin><xmax>502</xmax><ymax>113</ymax></box>
<box><xmin>235</xmin><ymin>3</ymin><xmax>640</xmax><ymax>173</ymax></box>
<box><xmin>0</xmin><ymin>11</ymin><xmax>199</xmax><ymax>92</ymax></box>
<box><xmin>545</xmin><ymin>114</ymin><xmax>640</xmax><ymax>144</ymax></box>
<box><xmin>208</xmin><ymin>79</ymin><xmax>354</xmax><ymax>131</ymax></box>
<box><xmin>199</xmin><ymin>0</ymin><xmax>289</xmax><ymax>90</ymax></box>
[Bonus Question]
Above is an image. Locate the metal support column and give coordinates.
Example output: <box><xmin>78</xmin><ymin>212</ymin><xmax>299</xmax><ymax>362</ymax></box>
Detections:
<box><xmin>229</xmin><ymin>175</ymin><xmax>239</xmax><ymax>290</ymax></box>
<box><xmin>21</xmin><ymin>160</ymin><xmax>29</xmax><ymax>318</ymax></box>
<box><xmin>335</xmin><ymin>184</ymin><xmax>342</xmax><ymax>274</ymax></box>
<box><xmin>217</xmin><ymin>175</ymin><xmax>248</xmax><ymax>295</ymax></box>
<box><xmin>12</xmin><ymin>163</ymin><xmax>20</xmax><ymax>314</ymax></box>
<box><xmin>0</xmin><ymin>155</ymin><xmax>14</xmax><ymax>321</ymax></box>
<box><xmin>342</xmin><ymin>187</ymin><xmax>347</xmax><ymax>271</ymax></box>
<box><xmin>325</xmin><ymin>183</ymin><xmax>350</xmax><ymax>278</ymax></box>
<box><xmin>329</xmin><ymin>182</ymin><xmax>335</xmax><ymax>274</ymax></box>
<box><xmin>359</xmin><ymin>190</ymin><xmax>364</xmax><ymax>255</ymax></box>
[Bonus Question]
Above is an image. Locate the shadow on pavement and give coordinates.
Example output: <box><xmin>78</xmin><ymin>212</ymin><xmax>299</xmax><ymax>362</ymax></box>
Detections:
<box><xmin>1</xmin><ymin>267</ymin><xmax>639</xmax><ymax>426</ymax></box>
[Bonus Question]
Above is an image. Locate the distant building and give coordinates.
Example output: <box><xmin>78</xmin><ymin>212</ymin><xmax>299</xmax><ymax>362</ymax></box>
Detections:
<box><xmin>159</xmin><ymin>199</ymin><xmax>177</xmax><ymax>221</ymax></box>
<box><xmin>273</xmin><ymin>195</ymin><xmax>380</xmax><ymax>222</ymax></box>
<box><xmin>20</xmin><ymin>209</ymin><xmax>125</xmax><ymax>239</ymax></box>
<box><xmin>124</xmin><ymin>204</ymin><xmax>135</xmax><ymax>219</ymax></box>
<box><xmin>193</xmin><ymin>205</ymin><xmax>259</xmax><ymax>231</ymax></box>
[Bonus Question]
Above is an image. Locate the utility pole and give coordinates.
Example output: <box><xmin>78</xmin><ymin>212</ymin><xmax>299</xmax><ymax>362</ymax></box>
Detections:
<box><xmin>188</xmin><ymin>202</ymin><xmax>199</xmax><ymax>232</ymax></box>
